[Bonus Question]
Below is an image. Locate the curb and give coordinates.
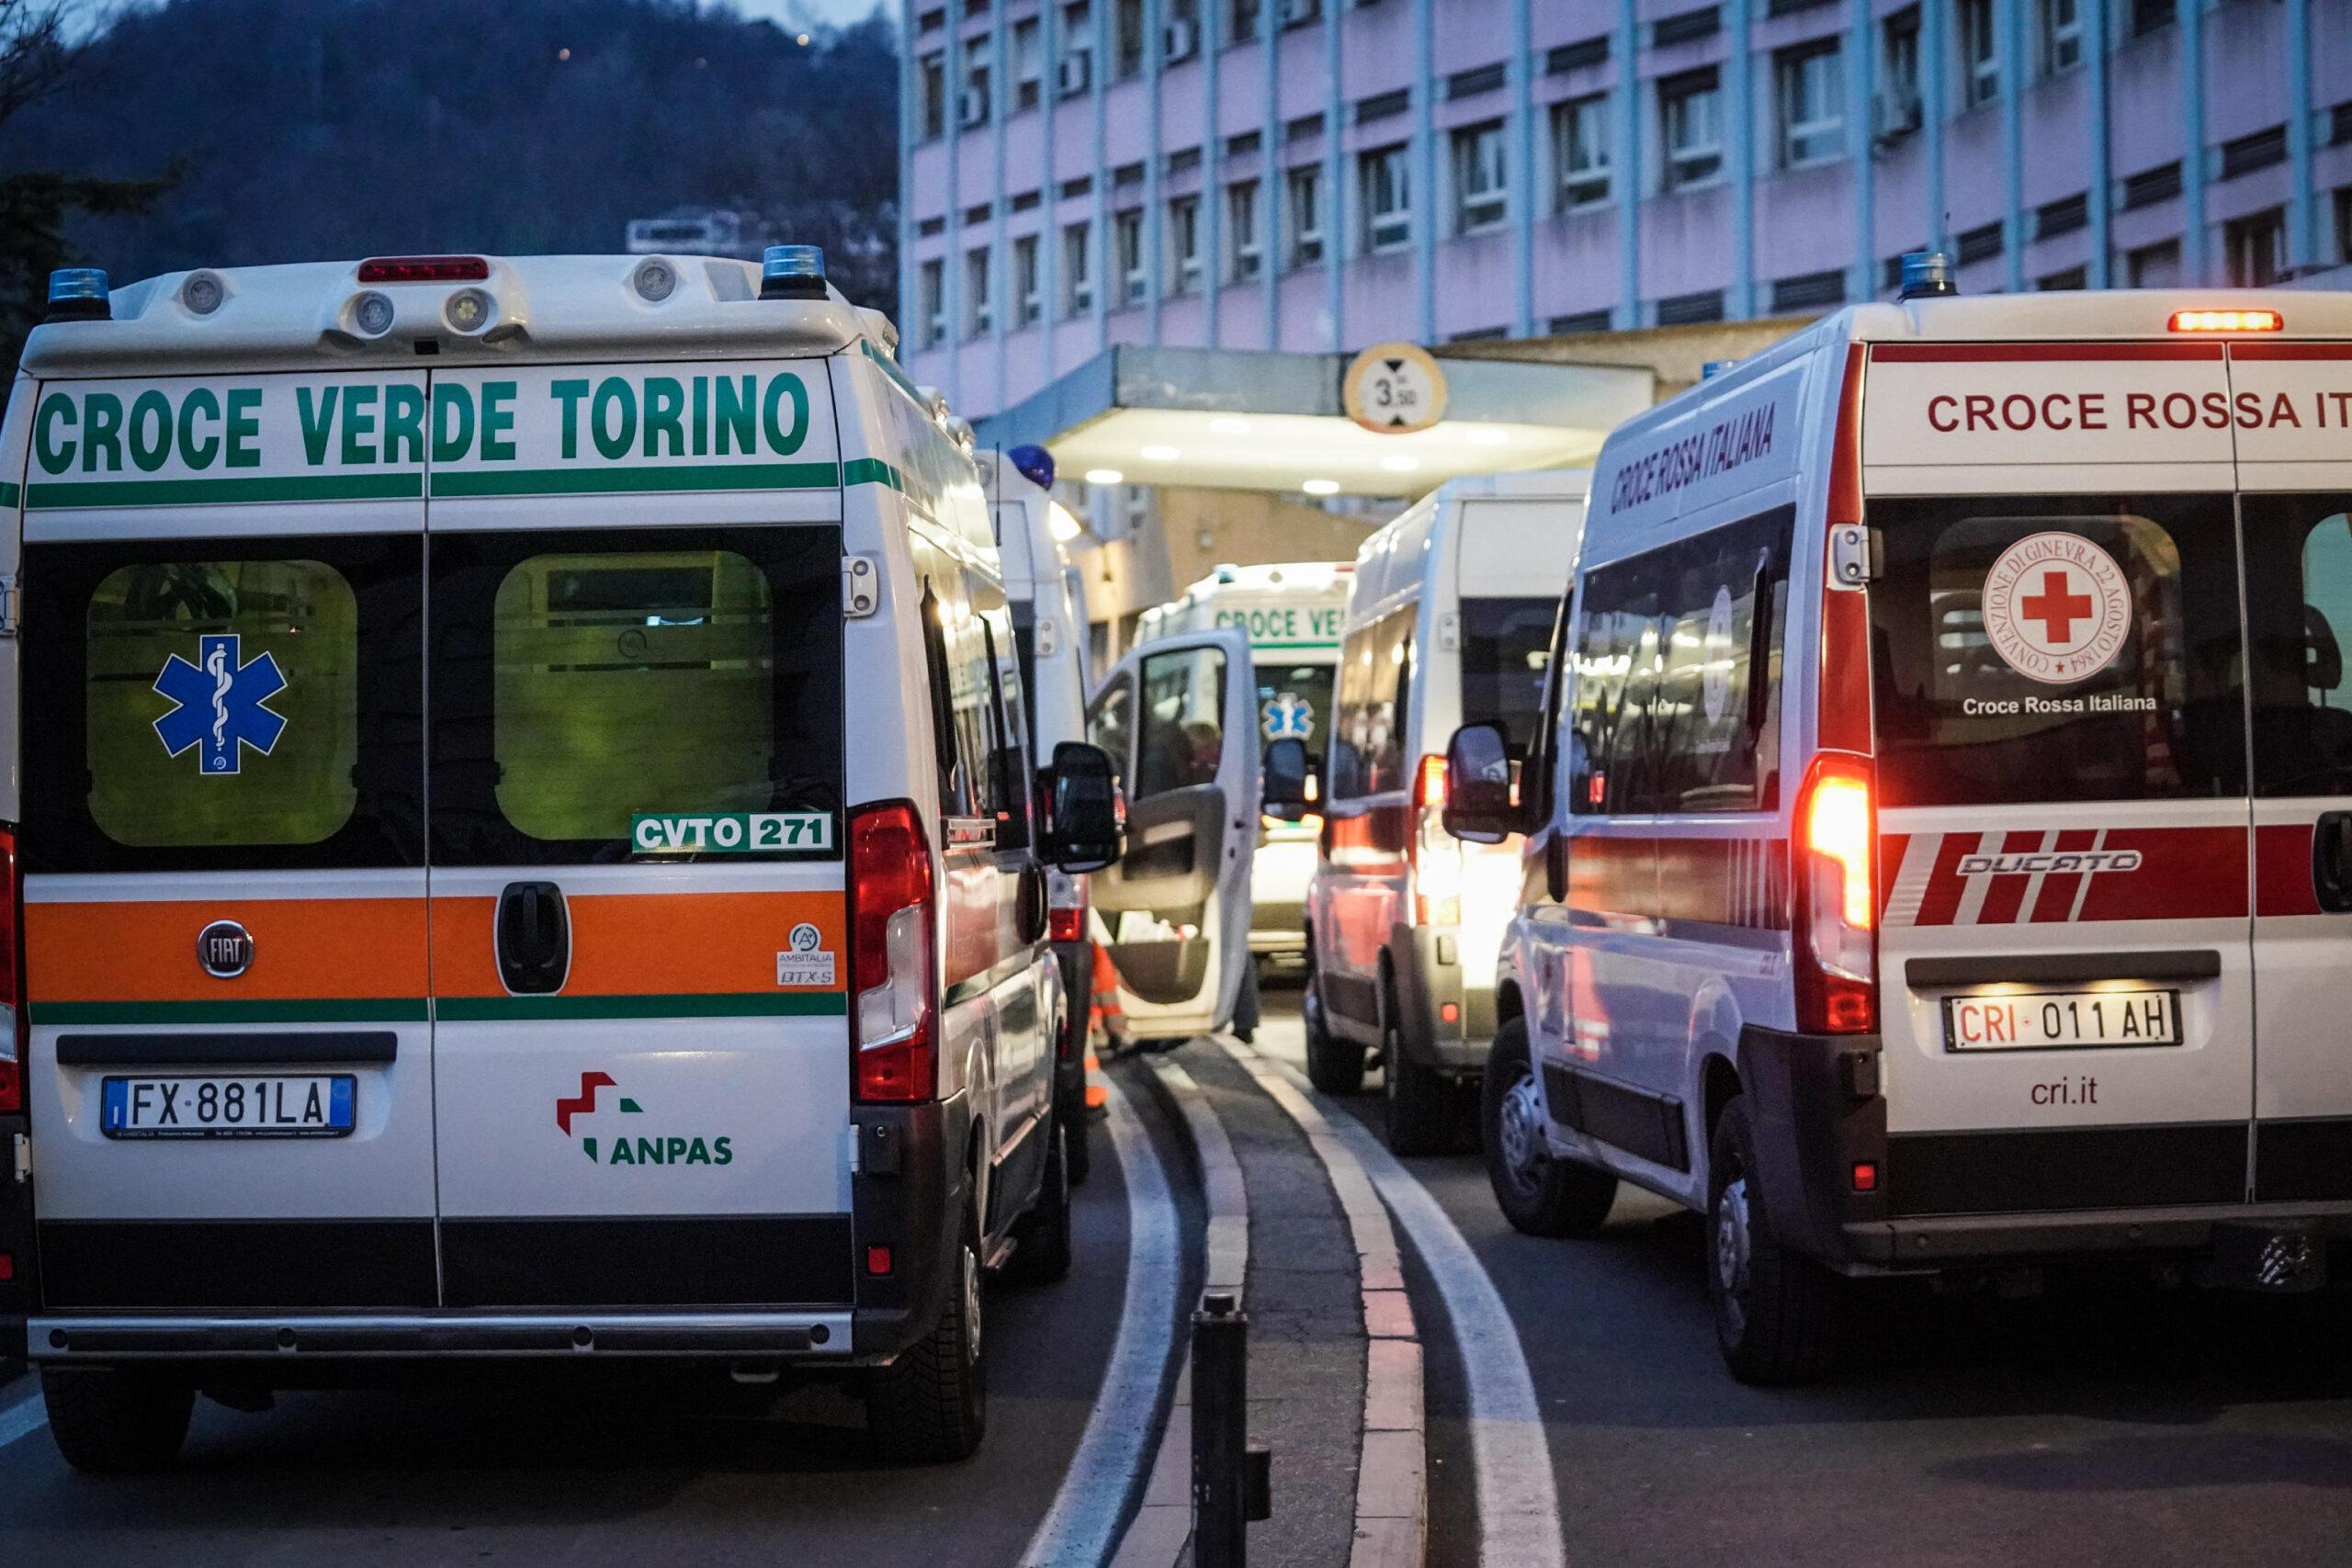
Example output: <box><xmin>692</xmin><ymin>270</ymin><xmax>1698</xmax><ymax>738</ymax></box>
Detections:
<box><xmin>1220</xmin><ymin>1039</ymin><xmax>1428</xmax><ymax>1568</ymax></box>
<box><xmin>1108</xmin><ymin>1056</ymin><xmax>1250</xmax><ymax>1568</ymax></box>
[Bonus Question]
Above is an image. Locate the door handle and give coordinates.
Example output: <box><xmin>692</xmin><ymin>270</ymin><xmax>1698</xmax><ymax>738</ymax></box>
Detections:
<box><xmin>496</xmin><ymin>881</ymin><xmax>571</xmax><ymax>994</ymax></box>
<box><xmin>2313</xmin><ymin>813</ymin><xmax>2352</xmax><ymax>914</ymax></box>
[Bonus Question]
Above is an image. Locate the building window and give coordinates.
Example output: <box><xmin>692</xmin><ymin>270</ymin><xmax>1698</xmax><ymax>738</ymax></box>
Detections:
<box><xmin>919</xmin><ymin>258</ymin><xmax>946</xmax><ymax>346</ymax></box>
<box><xmin>1957</xmin><ymin>0</ymin><xmax>1997</xmax><ymax>108</ymax></box>
<box><xmin>1660</xmin><ymin>69</ymin><xmax>1723</xmax><ymax>191</ymax></box>
<box><xmin>1878</xmin><ymin>8</ymin><xmax>1922</xmax><ymax>141</ymax></box>
<box><xmin>1451</xmin><ymin>120</ymin><xmax>1508</xmax><ymax>233</ymax></box>
<box><xmin>1360</xmin><ymin>143</ymin><xmax>1411</xmax><ymax>253</ymax></box>
<box><xmin>1287</xmin><ymin>165</ymin><xmax>1325</xmax><ymax>265</ymax></box>
<box><xmin>964</xmin><ymin>247</ymin><xmax>992</xmax><ymax>336</ymax></box>
<box><xmin>1063</xmin><ymin>222</ymin><xmax>1094</xmax><ymax>315</ymax></box>
<box><xmin>1115</xmin><ymin>209</ymin><xmax>1147</xmax><ymax>303</ymax></box>
<box><xmin>2038</xmin><ymin>0</ymin><xmax>2081</xmax><ymax>74</ymax></box>
<box><xmin>960</xmin><ymin>59</ymin><xmax>991</xmax><ymax>128</ymax></box>
<box><xmin>1167</xmin><ymin>195</ymin><xmax>1203</xmax><ymax>294</ymax></box>
<box><xmin>1115</xmin><ymin>0</ymin><xmax>1144</xmax><ymax>77</ymax></box>
<box><xmin>1776</xmin><ymin>41</ymin><xmax>1844</xmax><ymax>168</ymax></box>
<box><xmin>2129</xmin><ymin>0</ymin><xmax>2173</xmax><ymax>37</ymax></box>
<box><xmin>1059</xmin><ymin>2</ymin><xmax>1093</xmax><ymax>95</ymax></box>
<box><xmin>1013</xmin><ymin>234</ymin><xmax>1041</xmax><ymax>325</ymax></box>
<box><xmin>1232</xmin><ymin>0</ymin><xmax>1261</xmax><ymax>42</ymax></box>
<box><xmin>2036</xmin><ymin>265</ymin><xmax>2086</xmax><ymax>291</ymax></box>
<box><xmin>2226</xmin><ymin>208</ymin><xmax>2287</xmax><ymax>288</ymax></box>
<box><xmin>1227</xmin><ymin>179</ymin><xmax>1262</xmax><ymax>280</ymax></box>
<box><xmin>2126</xmin><ymin>239</ymin><xmax>2180</xmax><ymax>288</ymax></box>
<box><xmin>1012</xmin><ymin>17</ymin><xmax>1043</xmax><ymax>110</ymax></box>
<box><xmin>1552</xmin><ymin>95</ymin><xmax>1611</xmax><ymax>210</ymax></box>
<box><xmin>2336</xmin><ymin>186</ymin><xmax>2352</xmax><ymax>266</ymax></box>
<box><xmin>919</xmin><ymin>53</ymin><xmax>946</xmax><ymax>139</ymax></box>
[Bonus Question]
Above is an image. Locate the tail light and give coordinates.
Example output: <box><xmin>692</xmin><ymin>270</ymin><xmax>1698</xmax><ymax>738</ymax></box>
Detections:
<box><xmin>849</xmin><ymin>802</ymin><xmax>936</xmax><ymax>1102</ymax></box>
<box><xmin>1793</xmin><ymin>756</ymin><xmax>1876</xmax><ymax>1034</ymax></box>
<box><xmin>356</xmin><ymin>255</ymin><xmax>491</xmax><ymax>283</ymax></box>
<box><xmin>1046</xmin><ymin>866</ymin><xmax>1087</xmax><ymax>943</ymax></box>
<box><xmin>1411</xmin><ymin>754</ymin><xmax>1461</xmax><ymax>926</ymax></box>
<box><xmin>0</xmin><ymin>828</ymin><xmax>19</xmax><ymax>1113</ymax></box>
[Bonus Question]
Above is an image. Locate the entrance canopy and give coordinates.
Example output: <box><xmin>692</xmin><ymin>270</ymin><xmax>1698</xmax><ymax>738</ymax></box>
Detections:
<box><xmin>972</xmin><ymin>345</ymin><xmax>1655</xmax><ymax>499</ymax></box>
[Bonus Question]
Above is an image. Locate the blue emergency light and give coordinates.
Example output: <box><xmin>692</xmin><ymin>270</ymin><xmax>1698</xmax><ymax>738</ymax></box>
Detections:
<box><xmin>761</xmin><ymin>244</ymin><xmax>829</xmax><ymax>301</ymax></box>
<box><xmin>46</xmin><ymin>267</ymin><xmax>110</xmax><ymax>322</ymax></box>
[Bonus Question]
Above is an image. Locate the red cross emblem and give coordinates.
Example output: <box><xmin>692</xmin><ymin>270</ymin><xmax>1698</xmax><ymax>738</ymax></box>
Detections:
<box><xmin>2018</xmin><ymin>570</ymin><xmax>2094</xmax><ymax>645</ymax></box>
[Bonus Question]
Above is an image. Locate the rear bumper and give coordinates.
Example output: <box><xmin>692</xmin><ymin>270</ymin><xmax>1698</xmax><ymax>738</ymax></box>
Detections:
<box><xmin>1248</xmin><ymin>904</ymin><xmax>1306</xmax><ymax>953</ymax></box>
<box><xmin>29</xmin><ymin>1311</ymin><xmax>856</xmax><ymax>1361</ymax></box>
<box><xmin>1740</xmin><ymin>1024</ymin><xmax>2352</xmax><ymax>1272</ymax></box>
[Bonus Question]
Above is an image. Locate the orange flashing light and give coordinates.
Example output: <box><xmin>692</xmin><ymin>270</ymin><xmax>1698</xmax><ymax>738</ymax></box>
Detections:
<box><xmin>2168</xmin><ymin>309</ymin><xmax>2283</xmax><ymax>333</ymax></box>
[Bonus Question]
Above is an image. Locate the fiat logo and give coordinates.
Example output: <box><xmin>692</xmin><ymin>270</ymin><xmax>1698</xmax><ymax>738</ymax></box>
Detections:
<box><xmin>198</xmin><ymin>920</ymin><xmax>254</xmax><ymax>979</ymax></box>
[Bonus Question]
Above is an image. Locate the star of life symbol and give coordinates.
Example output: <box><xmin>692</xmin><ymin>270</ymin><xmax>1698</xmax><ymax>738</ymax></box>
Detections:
<box><xmin>1261</xmin><ymin>690</ymin><xmax>1315</xmax><ymax>739</ymax></box>
<box><xmin>153</xmin><ymin>634</ymin><xmax>288</xmax><ymax>775</ymax></box>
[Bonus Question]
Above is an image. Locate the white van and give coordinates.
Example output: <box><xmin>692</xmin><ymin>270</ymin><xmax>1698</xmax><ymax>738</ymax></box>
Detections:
<box><xmin>1136</xmin><ymin>561</ymin><xmax>1351</xmax><ymax>965</ymax></box>
<box><xmin>1295</xmin><ymin>473</ymin><xmax>1585</xmax><ymax>1156</ymax></box>
<box><xmin>0</xmin><ymin>251</ymin><xmax>1125</xmax><ymax>1468</ymax></box>
<box><xmin>984</xmin><ymin>452</ymin><xmax>1101</xmax><ymax>1180</ymax></box>
<box><xmin>1443</xmin><ymin>269</ymin><xmax>2352</xmax><ymax>1382</ymax></box>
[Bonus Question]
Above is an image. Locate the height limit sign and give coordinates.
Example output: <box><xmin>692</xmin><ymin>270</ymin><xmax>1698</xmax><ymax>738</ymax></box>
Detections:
<box><xmin>1343</xmin><ymin>342</ymin><xmax>1449</xmax><ymax>434</ymax></box>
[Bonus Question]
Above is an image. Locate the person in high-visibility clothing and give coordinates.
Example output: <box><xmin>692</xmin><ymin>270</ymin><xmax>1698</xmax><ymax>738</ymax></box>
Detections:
<box><xmin>1089</xmin><ymin>941</ymin><xmax>1128</xmax><ymax>1070</ymax></box>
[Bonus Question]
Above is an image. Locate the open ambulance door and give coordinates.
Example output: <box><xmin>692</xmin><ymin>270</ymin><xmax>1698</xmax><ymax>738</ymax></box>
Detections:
<box><xmin>1085</xmin><ymin>626</ymin><xmax>1261</xmax><ymax>1041</ymax></box>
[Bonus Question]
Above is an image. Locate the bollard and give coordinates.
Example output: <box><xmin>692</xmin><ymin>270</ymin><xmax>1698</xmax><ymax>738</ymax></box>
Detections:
<box><xmin>1192</xmin><ymin>1290</ymin><xmax>1252</xmax><ymax>1568</ymax></box>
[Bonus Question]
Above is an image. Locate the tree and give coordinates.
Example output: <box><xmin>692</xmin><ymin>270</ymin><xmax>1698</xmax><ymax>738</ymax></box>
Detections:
<box><xmin>0</xmin><ymin>1</ymin><xmax>175</xmax><ymax>368</ymax></box>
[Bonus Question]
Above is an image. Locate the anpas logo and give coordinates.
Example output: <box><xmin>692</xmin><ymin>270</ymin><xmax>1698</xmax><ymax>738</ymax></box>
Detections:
<box><xmin>555</xmin><ymin>1071</ymin><xmax>735</xmax><ymax>1168</ymax></box>
<box><xmin>153</xmin><ymin>634</ymin><xmax>288</xmax><ymax>775</ymax></box>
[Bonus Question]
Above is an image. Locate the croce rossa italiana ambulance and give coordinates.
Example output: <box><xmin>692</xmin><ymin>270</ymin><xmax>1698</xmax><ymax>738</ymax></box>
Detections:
<box><xmin>0</xmin><ymin>251</ymin><xmax>1124</xmax><ymax>1469</ymax></box>
<box><xmin>1442</xmin><ymin>265</ymin><xmax>2352</xmax><ymax>1382</ymax></box>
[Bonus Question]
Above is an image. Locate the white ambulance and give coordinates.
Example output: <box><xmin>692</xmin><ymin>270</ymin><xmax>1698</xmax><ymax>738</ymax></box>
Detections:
<box><xmin>1443</xmin><ymin>264</ymin><xmax>2352</xmax><ymax>1382</ymax></box>
<box><xmin>983</xmin><ymin>450</ymin><xmax>1101</xmax><ymax>1181</ymax></box>
<box><xmin>1295</xmin><ymin>472</ymin><xmax>1586</xmax><ymax>1157</ymax></box>
<box><xmin>1136</xmin><ymin>561</ymin><xmax>1351</xmax><ymax>966</ymax></box>
<box><xmin>0</xmin><ymin>251</ymin><xmax>1126</xmax><ymax>1468</ymax></box>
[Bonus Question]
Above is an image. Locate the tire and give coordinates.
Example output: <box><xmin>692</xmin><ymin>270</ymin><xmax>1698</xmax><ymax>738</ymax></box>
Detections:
<box><xmin>1381</xmin><ymin>984</ymin><xmax>1450</xmax><ymax>1156</ymax></box>
<box><xmin>867</xmin><ymin>1201</ymin><xmax>988</xmax><ymax>1461</ymax></box>
<box><xmin>1706</xmin><ymin>1096</ymin><xmax>1842</xmax><ymax>1385</ymax></box>
<box><xmin>1303</xmin><ymin>963</ymin><xmax>1366</xmax><ymax>1095</ymax></box>
<box><xmin>1007</xmin><ymin>1119</ymin><xmax>1074</xmax><ymax>1285</ymax></box>
<box><xmin>40</xmin><ymin>1368</ymin><xmax>194</xmax><ymax>1473</ymax></box>
<box><xmin>1064</xmin><ymin>1087</ymin><xmax>1094</xmax><ymax>1187</ymax></box>
<box><xmin>1481</xmin><ymin>1021</ymin><xmax>1618</xmax><ymax>1237</ymax></box>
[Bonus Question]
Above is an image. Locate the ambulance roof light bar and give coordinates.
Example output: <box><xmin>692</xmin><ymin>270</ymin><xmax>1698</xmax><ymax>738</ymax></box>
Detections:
<box><xmin>2169</xmin><ymin>308</ymin><xmax>2284</xmax><ymax>333</ymax></box>
<box><xmin>761</xmin><ymin>244</ymin><xmax>829</xmax><ymax>301</ymax></box>
<box><xmin>356</xmin><ymin>256</ymin><xmax>491</xmax><ymax>284</ymax></box>
<box><xmin>45</xmin><ymin>267</ymin><xmax>110</xmax><ymax>322</ymax></box>
<box><xmin>1897</xmin><ymin>251</ymin><xmax>1958</xmax><ymax>302</ymax></box>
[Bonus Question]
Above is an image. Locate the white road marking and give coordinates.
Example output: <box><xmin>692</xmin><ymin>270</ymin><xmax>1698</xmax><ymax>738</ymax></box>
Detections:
<box><xmin>1244</xmin><ymin>1043</ymin><xmax>1566</xmax><ymax>1568</ymax></box>
<box><xmin>0</xmin><ymin>1390</ymin><xmax>47</xmax><ymax>1451</ymax></box>
<box><xmin>1021</xmin><ymin>1076</ymin><xmax>1182</xmax><ymax>1568</ymax></box>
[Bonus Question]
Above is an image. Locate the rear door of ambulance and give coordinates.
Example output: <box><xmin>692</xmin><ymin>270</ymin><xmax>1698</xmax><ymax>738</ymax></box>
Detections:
<box><xmin>1862</xmin><ymin>343</ymin><xmax>2259</xmax><ymax>1220</ymax></box>
<box><xmin>2232</xmin><ymin>339</ymin><xmax>2352</xmax><ymax>1206</ymax></box>
<box><xmin>20</xmin><ymin>369</ymin><xmax>439</xmax><ymax>1317</ymax></box>
<box><xmin>424</xmin><ymin>361</ymin><xmax>854</xmax><ymax>1321</ymax></box>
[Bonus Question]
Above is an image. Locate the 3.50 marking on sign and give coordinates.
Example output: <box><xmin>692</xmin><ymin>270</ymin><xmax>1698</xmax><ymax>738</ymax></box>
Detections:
<box><xmin>632</xmin><ymin>812</ymin><xmax>834</xmax><ymax>855</ymax></box>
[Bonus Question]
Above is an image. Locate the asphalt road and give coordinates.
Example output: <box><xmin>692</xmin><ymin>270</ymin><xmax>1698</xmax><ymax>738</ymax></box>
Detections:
<box><xmin>1250</xmin><ymin>983</ymin><xmax>2352</xmax><ymax>1568</ymax></box>
<box><xmin>0</xmin><ymin>1063</ymin><xmax>1201</xmax><ymax>1568</ymax></box>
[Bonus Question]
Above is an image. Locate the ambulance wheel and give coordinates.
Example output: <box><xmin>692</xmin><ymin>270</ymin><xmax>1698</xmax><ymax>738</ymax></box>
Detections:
<box><xmin>866</xmin><ymin>1201</ymin><xmax>987</xmax><ymax>1461</ymax></box>
<box><xmin>1303</xmin><ymin>972</ymin><xmax>1365</xmax><ymax>1096</ymax></box>
<box><xmin>1382</xmin><ymin>990</ymin><xmax>1449</xmax><ymax>1156</ymax></box>
<box><xmin>1064</xmin><ymin>1090</ymin><xmax>1094</xmax><ymax>1187</ymax></box>
<box><xmin>1706</xmin><ymin>1097</ymin><xmax>1841</xmax><ymax>1386</ymax></box>
<box><xmin>40</xmin><ymin>1368</ymin><xmax>194</xmax><ymax>1473</ymax></box>
<box><xmin>1483</xmin><ymin>1020</ymin><xmax>1617</xmax><ymax>1237</ymax></box>
<box><xmin>1008</xmin><ymin>1119</ymin><xmax>1073</xmax><ymax>1285</ymax></box>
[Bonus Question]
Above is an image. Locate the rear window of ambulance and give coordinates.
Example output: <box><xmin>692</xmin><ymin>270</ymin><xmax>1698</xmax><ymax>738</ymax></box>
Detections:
<box><xmin>1867</xmin><ymin>492</ymin><xmax>2246</xmax><ymax>807</ymax></box>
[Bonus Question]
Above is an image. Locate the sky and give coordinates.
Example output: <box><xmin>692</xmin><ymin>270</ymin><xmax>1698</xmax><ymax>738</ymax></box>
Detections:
<box><xmin>721</xmin><ymin>0</ymin><xmax>892</xmax><ymax>32</ymax></box>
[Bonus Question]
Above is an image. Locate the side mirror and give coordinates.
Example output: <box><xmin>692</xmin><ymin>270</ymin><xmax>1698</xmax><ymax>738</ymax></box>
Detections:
<box><xmin>1044</xmin><ymin>740</ymin><xmax>1124</xmax><ymax>872</ymax></box>
<box><xmin>1261</xmin><ymin>737</ymin><xmax>1313</xmax><ymax>820</ymax></box>
<box><xmin>1442</xmin><ymin>722</ymin><xmax>1517</xmax><ymax>844</ymax></box>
